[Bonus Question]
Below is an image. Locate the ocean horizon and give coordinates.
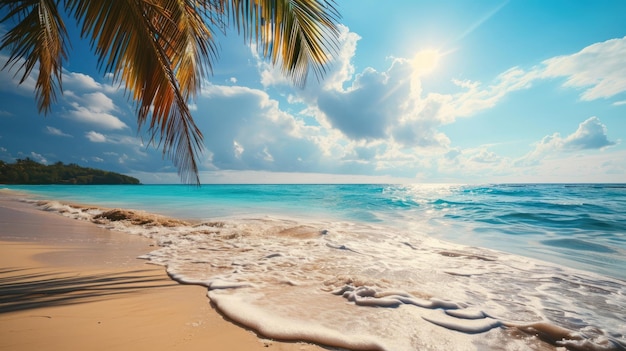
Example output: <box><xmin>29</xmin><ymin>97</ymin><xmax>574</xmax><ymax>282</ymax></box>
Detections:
<box><xmin>2</xmin><ymin>183</ymin><xmax>625</xmax><ymax>350</ymax></box>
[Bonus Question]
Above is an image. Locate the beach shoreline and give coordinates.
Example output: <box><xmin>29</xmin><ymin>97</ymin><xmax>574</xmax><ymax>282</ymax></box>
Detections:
<box><xmin>0</xmin><ymin>192</ymin><xmax>324</xmax><ymax>351</ymax></box>
<box><xmin>2</xmin><ymin>185</ymin><xmax>625</xmax><ymax>351</ymax></box>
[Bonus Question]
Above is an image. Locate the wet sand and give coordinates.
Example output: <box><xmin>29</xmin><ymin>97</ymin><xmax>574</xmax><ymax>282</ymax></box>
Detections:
<box><xmin>0</xmin><ymin>193</ymin><xmax>324</xmax><ymax>351</ymax></box>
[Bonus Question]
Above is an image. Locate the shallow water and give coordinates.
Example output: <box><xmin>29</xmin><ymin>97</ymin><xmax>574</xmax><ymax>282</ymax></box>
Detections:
<box><xmin>3</xmin><ymin>183</ymin><xmax>626</xmax><ymax>350</ymax></box>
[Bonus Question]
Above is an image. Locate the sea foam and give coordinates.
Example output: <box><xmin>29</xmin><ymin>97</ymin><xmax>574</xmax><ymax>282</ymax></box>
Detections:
<box><xmin>26</xmin><ymin>198</ymin><xmax>626</xmax><ymax>351</ymax></box>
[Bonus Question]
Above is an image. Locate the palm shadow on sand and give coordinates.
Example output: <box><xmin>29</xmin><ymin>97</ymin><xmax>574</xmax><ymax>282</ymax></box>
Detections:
<box><xmin>0</xmin><ymin>267</ymin><xmax>175</xmax><ymax>313</ymax></box>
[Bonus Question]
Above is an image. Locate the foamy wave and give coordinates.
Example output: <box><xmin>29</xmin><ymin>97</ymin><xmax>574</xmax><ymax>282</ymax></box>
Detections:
<box><xmin>31</xmin><ymin>199</ymin><xmax>626</xmax><ymax>351</ymax></box>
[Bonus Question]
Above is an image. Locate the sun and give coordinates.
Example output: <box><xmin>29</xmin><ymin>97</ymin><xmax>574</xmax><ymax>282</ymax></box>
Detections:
<box><xmin>411</xmin><ymin>49</ymin><xmax>441</xmax><ymax>75</ymax></box>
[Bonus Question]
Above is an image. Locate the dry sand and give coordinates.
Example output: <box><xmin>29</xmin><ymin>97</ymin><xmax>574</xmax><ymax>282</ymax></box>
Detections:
<box><xmin>0</xmin><ymin>193</ymin><xmax>325</xmax><ymax>351</ymax></box>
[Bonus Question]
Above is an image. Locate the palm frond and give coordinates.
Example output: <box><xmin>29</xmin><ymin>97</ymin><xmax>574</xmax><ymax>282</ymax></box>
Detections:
<box><xmin>167</xmin><ymin>0</ymin><xmax>220</xmax><ymax>100</ymax></box>
<box><xmin>0</xmin><ymin>0</ymin><xmax>69</xmax><ymax>113</ymax></box>
<box><xmin>227</xmin><ymin>0</ymin><xmax>340</xmax><ymax>86</ymax></box>
<box><xmin>66</xmin><ymin>0</ymin><xmax>207</xmax><ymax>184</ymax></box>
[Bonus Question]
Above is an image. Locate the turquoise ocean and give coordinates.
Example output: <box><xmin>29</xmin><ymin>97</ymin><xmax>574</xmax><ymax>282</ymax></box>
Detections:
<box><xmin>3</xmin><ymin>183</ymin><xmax>626</xmax><ymax>350</ymax></box>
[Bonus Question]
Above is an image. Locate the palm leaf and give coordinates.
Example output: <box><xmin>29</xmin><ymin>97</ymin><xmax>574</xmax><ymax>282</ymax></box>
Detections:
<box><xmin>0</xmin><ymin>0</ymin><xmax>69</xmax><ymax>113</ymax></box>
<box><xmin>66</xmin><ymin>0</ymin><xmax>209</xmax><ymax>184</ymax></box>
<box><xmin>227</xmin><ymin>0</ymin><xmax>340</xmax><ymax>86</ymax></box>
<box><xmin>168</xmin><ymin>0</ymin><xmax>220</xmax><ymax>100</ymax></box>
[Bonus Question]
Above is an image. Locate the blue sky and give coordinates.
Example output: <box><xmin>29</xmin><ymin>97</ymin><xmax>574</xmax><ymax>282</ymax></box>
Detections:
<box><xmin>1</xmin><ymin>0</ymin><xmax>625</xmax><ymax>184</ymax></box>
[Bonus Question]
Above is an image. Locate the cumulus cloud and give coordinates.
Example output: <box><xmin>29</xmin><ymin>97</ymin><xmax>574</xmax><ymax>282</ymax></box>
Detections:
<box><xmin>79</xmin><ymin>92</ymin><xmax>117</xmax><ymax>113</ymax></box>
<box><xmin>46</xmin><ymin>126</ymin><xmax>72</xmax><ymax>137</ymax></box>
<box><xmin>192</xmin><ymin>82</ymin><xmax>357</xmax><ymax>174</ymax></box>
<box><xmin>562</xmin><ymin>116</ymin><xmax>617</xmax><ymax>150</ymax></box>
<box><xmin>468</xmin><ymin>149</ymin><xmax>502</xmax><ymax>164</ymax></box>
<box><xmin>293</xmin><ymin>27</ymin><xmax>536</xmax><ymax>151</ymax></box>
<box><xmin>517</xmin><ymin>117</ymin><xmax>617</xmax><ymax>166</ymax></box>
<box><xmin>85</xmin><ymin>131</ymin><xmax>107</xmax><ymax>143</ymax></box>
<box><xmin>314</xmin><ymin>56</ymin><xmax>456</xmax><ymax>148</ymax></box>
<box><xmin>542</xmin><ymin>36</ymin><xmax>626</xmax><ymax>100</ymax></box>
<box><xmin>311</xmin><ymin>34</ymin><xmax>626</xmax><ymax>151</ymax></box>
<box><xmin>66</xmin><ymin>89</ymin><xmax>127</xmax><ymax>127</ymax></box>
<box><xmin>66</xmin><ymin>104</ymin><xmax>127</xmax><ymax>130</ymax></box>
<box><xmin>318</xmin><ymin>63</ymin><xmax>411</xmax><ymax>140</ymax></box>
<box><xmin>320</xmin><ymin>25</ymin><xmax>361</xmax><ymax>91</ymax></box>
<box><xmin>63</xmin><ymin>72</ymin><xmax>102</xmax><ymax>90</ymax></box>
<box><xmin>247</xmin><ymin>25</ymin><xmax>535</xmax><ymax>175</ymax></box>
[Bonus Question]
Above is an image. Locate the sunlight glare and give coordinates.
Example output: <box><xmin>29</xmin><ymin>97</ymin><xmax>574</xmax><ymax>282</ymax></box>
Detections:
<box><xmin>411</xmin><ymin>49</ymin><xmax>441</xmax><ymax>75</ymax></box>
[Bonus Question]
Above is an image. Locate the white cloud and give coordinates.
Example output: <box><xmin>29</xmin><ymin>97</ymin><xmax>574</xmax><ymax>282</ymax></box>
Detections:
<box><xmin>516</xmin><ymin>117</ymin><xmax>617</xmax><ymax>166</ymax></box>
<box><xmin>259</xmin><ymin>147</ymin><xmax>274</xmax><ymax>162</ymax></box>
<box><xmin>67</xmin><ymin>103</ymin><xmax>127</xmax><ymax>130</ymax></box>
<box><xmin>118</xmin><ymin>153</ymin><xmax>130</xmax><ymax>164</ymax></box>
<box><xmin>256</xmin><ymin>44</ymin><xmax>292</xmax><ymax>88</ymax></box>
<box><xmin>442</xmin><ymin>67</ymin><xmax>539</xmax><ymax>121</ymax></box>
<box><xmin>541</xmin><ymin>36</ymin><xmax>626</xmax><ymax>100</ymax></box>
<box><xmin>63</xmin><ymin>72</ymin><xmax>102</xmax><ymax>90</ymax></box>
<box><xmin>0</xmin><ymin>57</ymin><xmax>129</xmax><ymax>133</ymax></box>
<box><xmin>85</xmin><ymin>131</ymin><xmax>107</xmax><ymax>143</ymax></box>
<box><xmin>79</xmin><ymin>92</ymin><xmax>117</xmax><ymax>113</ymax></box>
<box><xmin>233</xmin><ymin>140</ymin><xmax>244</xmax><ymax>159</ymax></box>
<box><xmin>317</xmin><ymin>65</ymin><xmax>403</xmax><ymax>140</ymax></box>
<box><xmin>0</xmin><ymin>110</ymin><xmax>12</xmax><ymax>117</ymax></box>
<box><xmin>562</xmin><ymin>116</ymin><xmax>617</xmax><ymax>150</ymax></box>
<box><xmin>65</xmin><ymin>91</ymin><xmax>128</xmax><ymax>130</ymax></box>
<box><xmin>195</xmin><ymin>80</ymin><xmax>367</xmax><ymax>175</ymax></box>
<box><xmin>46</xmin><ymin>126</ymin><xmax>72</xmax><ymax>137</ymax></box>
<box><xmin>468</xmin><ymin>149</ymin><xmax>502</xmax><ymax>164</ymax></box>
<box><xmin>0</xmin><ymin>54</ymin><xmax>37</xmax><ymax>95</ymax></box>
<box><xmin>321</xmin><ymin>25</ymin><xmax>360</xmax><ymax>92</ymax></box>
<box><xmin>30</xmin><ymin>151</ymin><xmax>48</xmax><ymax>164</ymax></box>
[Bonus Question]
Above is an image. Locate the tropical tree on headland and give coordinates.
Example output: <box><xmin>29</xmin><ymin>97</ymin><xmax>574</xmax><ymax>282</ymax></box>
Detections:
<box><xmin>0</xmin><ymin>0</ymin><xmax>341</xmax><ymax>184</ymax></box>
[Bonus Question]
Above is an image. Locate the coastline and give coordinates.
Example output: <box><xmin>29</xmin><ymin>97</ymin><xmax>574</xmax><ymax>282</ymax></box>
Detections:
<box><xmin>2</xmin><ymin>186</ymin><xmax>625</xmax><ymax>350</ymax></box>
<box><xmin>0</xmin><ymin>192</ymin><xmax>324</xmax><ymax>351</ymax></box>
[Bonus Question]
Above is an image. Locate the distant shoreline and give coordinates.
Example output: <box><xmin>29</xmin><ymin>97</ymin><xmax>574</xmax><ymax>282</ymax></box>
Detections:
<box><xmin>0</xmin><ymin>159</ymin><xmax>141</xmax><ymax>185</ymax></box>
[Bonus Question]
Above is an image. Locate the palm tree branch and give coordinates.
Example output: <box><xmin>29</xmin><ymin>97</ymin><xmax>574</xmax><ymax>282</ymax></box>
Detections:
<box><xmin>0</xmin><ymin>0</ymin><xmax>69</xmax><ymax>113</ymax></box>
<box><xmin>168</xmin><ymin>0</ymin><xmax>220</xmax><ymax>101</ymax></box>
<box><xmin>66</xmin><ymin>0</ymin><xmax>205</xmax><ymax>184</ymax></box>
<box><xmin>227</xmin><ymin>0</ymin><xmax>340</xmax><ymax>86</ymax></box>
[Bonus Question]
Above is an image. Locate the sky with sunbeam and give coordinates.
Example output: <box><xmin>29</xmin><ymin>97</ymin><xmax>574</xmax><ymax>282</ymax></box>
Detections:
<box><xmin>1</xmin><ymin>0</ymin><xmax>625</xmax><ymax>184</ymax></box>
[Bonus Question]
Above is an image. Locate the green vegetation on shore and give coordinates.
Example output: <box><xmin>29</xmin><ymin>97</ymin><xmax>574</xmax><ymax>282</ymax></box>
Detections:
<box><xmin>0</xmin><ymin>158</ymin><xmax>140</xmax><ymax>185</ymax></box>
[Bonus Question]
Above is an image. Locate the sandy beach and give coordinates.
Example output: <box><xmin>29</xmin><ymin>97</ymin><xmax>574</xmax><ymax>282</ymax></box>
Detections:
<box><xmin>0</xmin><ymin>193</ymin><xmax>324</xmax><ymax>351</ymax></box>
